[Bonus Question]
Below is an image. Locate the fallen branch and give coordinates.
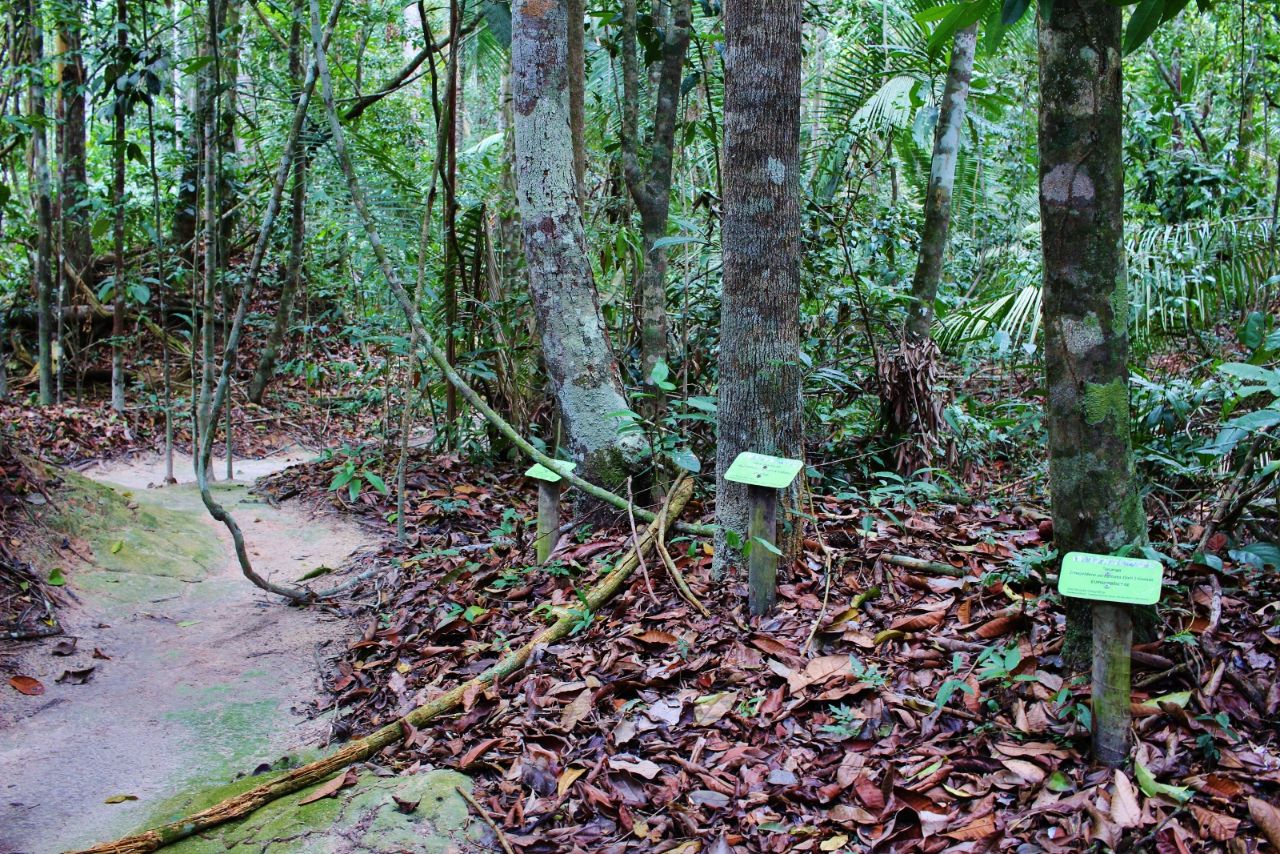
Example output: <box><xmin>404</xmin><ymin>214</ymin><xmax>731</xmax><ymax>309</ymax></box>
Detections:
<box><xmin>881</xmin><ymin>553</ymin><xmax>967</xmax><ymax>578</ymax></box>
<box><xmin>656</xmin><ymin>505</ymin><xmax>709</xmax><ymax>617</ymax></box>
<box><xmin>72</xmin><ymin>478</ymin><xmax>694</xmax><ymax>854</ymax></box>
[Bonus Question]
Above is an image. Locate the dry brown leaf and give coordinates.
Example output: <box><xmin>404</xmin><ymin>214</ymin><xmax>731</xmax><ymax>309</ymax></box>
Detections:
<box><xmin>636</xmin><ymin>630</ymin><xmax>678</xmax><ymax>645</ymax></box>
<box><xmin>889</xmin><ymin>611</ymin><xmax>946</xmax><ymax>633</ymax></box>
<box><xmin>298</xmin><ymin>768</ymin><xmax>357</xmax><ymax>805</ymax></box>
<box><xmin>1190</xmin><ymin>804</ymin><xmax>1240</xmax><ymax>842</ymax></box>
<box><xmin>561</xmin><ymin>689</ymin><xmax>594</xmax><ymax>731</ymax></box>
<box><xmin>974</xmin><ymin>614</ymin><xmax>1026</xmax><ymax>639</ymax></box>
<box><xmin>1248</xmin><ymin>796</ymin><xmax>1280</xmax><ymax>849</ymax></box>
<box><xmin>8</xmin><ymin>675</ymin><xmax>44</xmax><ymax>696</ymax></box>
<box><xmin>557</xmin><ymin>766</ymin><xmax>587</xmax><ymax>797</ymax></box>
<box><xmin>943</xmin><ymin>812</ymin><xmax>997</xmax><ymax>841</ymax></box>
<box><xmin>459</xmin><ymin>737</ymin><xmax>502</xmax><ymax>768</ymax></box>
<box><xmin>1111</xmin><ymin>770</ymin><xmax>1142</xmax><ymax>828</ymax></box>
<box><xmin>786</xmin><ymin>655</ymin><xmax>853</xmax><ymax>693</ymax></box>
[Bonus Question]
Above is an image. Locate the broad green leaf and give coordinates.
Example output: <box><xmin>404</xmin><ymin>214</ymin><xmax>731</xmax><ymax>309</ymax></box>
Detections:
<box><xmin>1001</xmin><ymin>0</ymin><xmax>1032</xmax><ymax>25</ymax></box>
<box><xmin>363</xmin><ymin>471</ymin><xmax>389</xmax><ymax>495</ymax></box>
<box><xmin>1123</xmin><ymin>0</ymin><xmax>1166</xmax><ymax>54</ymax></box>
<box><xmin>669</xmin><ymin>448</ymin><xmax>701</xmax><ymax>473</ymax></box>
<box><xmin>1134</xmin><ymin>760</ymin><xmax>1192</xmax><ymax>803</ymax></box>
<box><xmin>48</xmin><ymin>567</ymin><xmax>65</xmax><ymax>586</ymax></box>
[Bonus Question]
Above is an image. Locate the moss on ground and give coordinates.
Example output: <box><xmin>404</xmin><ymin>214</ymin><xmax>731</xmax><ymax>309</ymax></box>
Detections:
<box><xmin>150</xmin><ymin>766</ymin><xmax>489</xmax><ymax>853</ymax></box>
<box><xmin>32</xmin><ymin>468</ymin><xmax>226</xmax><ymax>602</ymax></box>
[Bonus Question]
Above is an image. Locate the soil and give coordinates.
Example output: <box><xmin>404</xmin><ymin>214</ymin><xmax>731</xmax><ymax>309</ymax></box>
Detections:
<box><xmin>0</xmin><ymin>449</ymin><xmax>372</xmax><ymax>854</ymax></box>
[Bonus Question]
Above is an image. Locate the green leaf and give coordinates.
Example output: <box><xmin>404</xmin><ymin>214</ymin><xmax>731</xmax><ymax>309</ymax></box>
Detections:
<box><xmin>1134</xmin><ymin>760</ymin><xmax>1192</xmax><ymax>803</ymax></box>
<box><xmin>363</xmin><ymin>471</ymin><xmax>389</xmax><ymax>495</ymax></box>
<box><xmin>926</xmin><ymin>1</ymin><xmax>987</xmax><ymax>58</ymax></box>
<box><xmin>348</xmin><ymin>478</ymin><xmax>361</xmax><ymax>503</ymax></box>
<box><xmin>648</xmin><ymin>359</ymin><xmax>670</xmax><ymax>386</ymax></box>
<box><xmin>48</xmin><ymin>567</ymin><xmax>66</xmax><ymax>586</ymax></box>
<box><xmin>669</xmin><ymin>448</ymin><xmax>701</xmax><ymax>474</ymax></box>
<box><xmin>1238</xmin><ymin>542</ymin><xmax>1280</xmax><ymax>568</ymax></box>
<box><xmin>329</xmin><ymin>469</ymin><xmax>354</xmax><ymax>491</ymax></box>
<box><xmin>1123</xmin><ymin>0</ymin><xmax>1166</xmax><ymax>54</ymax></box>
<box><xmin>110</xmin><ymin>540</ymin><xmax>123</xmax><ymax>554</ymax></box>
<box><xmin>753</xmin><ymin>536</ymin><xmax>783</xmax><ymax>557</ymax></box>
<box><xmin>1001</xmin><ymin>0</ymin><xmax>1032</xmax><ymax>25</ymax></box>
<box><xmin>1039</xmin><ymin>0</ymin><xmax>1054</xmax><ymax>24</ymax></box>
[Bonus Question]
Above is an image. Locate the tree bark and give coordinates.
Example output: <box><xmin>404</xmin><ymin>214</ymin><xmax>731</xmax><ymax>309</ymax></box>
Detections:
<box><xmin>714</xmin><ymin>0</ymin><xmax>804</xmax><ymax>574</ymax></box>
<box><xmin>906</xmin><ymin>23</ymin><xmax>976</xmax><ymax>342</ymax></box>
<box><xmin>55</xmin><ymin>0</ymin><xmax>90</xmax><ymax>289</ymax></box>
<box><xmin>621</xmin><ymin>0</ymin><xmax>691</xmax><ymax>412</ymax></box>
<box><xmin>1038</xmin><ymin>0</ymin><xmax>1144</xmax><ymax>669</ymax></box>
<box><xmin>511</xmin><ymin>0</ymin><xmax>644</xmax><ymax>490</ymax></box>
<box><xmin>247</xmin><ymin>10</ymin><xmax>308</xmax><ymax>404</ymax></box>
<box><xmin>26</xmin><ymin>0</ymin><xmax>55</xmax><ymax>405</ymax></box>
<box><xmin>109</xmin><ymin>0</ymin><xmax>127</xmax><ymax>412</ymax></box>
<box><xmin>567</xmin><ymin>0</ymin><xmax>585</xmax><ymax>204</ymax></box>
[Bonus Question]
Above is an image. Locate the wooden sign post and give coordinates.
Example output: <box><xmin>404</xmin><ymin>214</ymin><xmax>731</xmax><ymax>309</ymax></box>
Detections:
<box><xmin>524</xmin><ymin>461</ymin><xmax>576</xmax><ymax>564</ymax></box>
<box><xmin>1058</xmin><ymin>551</ymin><xmax>1163</xmax><ymax>766</ymax></box>
<box><xmin>725</xmin><ymin>452</ymin><xmax>804</xmax><ymax>617</ymax></box>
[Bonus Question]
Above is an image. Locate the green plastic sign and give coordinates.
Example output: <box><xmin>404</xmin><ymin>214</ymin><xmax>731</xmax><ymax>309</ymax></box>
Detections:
<box><xmin>1058</xmin><ymin>551</ymin><xmax>1164</xmax><ymax>606</ymax></box>
<box><xmin>524</xmin><ymin>460</ymin><xmax>576</xmax><ymax>483</ymax></box>
<box><xmin>724</xmin><ymin>452</ymin><xmax>804</xmax><ymax>490</ymax></box>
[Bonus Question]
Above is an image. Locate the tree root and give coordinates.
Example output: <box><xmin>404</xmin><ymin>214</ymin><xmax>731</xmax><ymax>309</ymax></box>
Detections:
<box><xmin>70</xmin><ymin>478</ymin><xmax>693</xmax><ymax>854</ymax></box>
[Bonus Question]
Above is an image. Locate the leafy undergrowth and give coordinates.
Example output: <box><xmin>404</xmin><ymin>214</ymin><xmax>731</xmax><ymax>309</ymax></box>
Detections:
<box><xmin>260</xmin><ymin>451</ymin><xmax>1280</xmax><ymax>852</ymax></box>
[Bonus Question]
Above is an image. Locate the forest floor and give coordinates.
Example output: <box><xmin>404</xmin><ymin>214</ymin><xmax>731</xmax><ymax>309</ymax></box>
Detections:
<box><xmin>0</xmin><ymin>450</ymin><xmax>374</xmax><ymax>852</ymax></box>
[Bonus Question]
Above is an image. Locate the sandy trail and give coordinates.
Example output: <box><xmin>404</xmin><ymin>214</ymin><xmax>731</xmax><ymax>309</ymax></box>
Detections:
<box><xmin>0</xmin><ymin>449</ymin><xmax>370</xmax><ymax>854</ymax></box>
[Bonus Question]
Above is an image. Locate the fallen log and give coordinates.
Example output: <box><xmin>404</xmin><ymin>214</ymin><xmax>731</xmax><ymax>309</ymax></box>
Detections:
<box><xmin>71</xmin><ymin>478</ymin><xmax>694</xmax><ymax>854</ymax></box>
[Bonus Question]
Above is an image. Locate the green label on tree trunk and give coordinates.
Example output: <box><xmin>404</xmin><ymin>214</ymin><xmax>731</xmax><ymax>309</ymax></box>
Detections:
<box><xmin>724</xmin><ymin>452</ymin><xmax>804</xmax><ymax>489</ymax></box>
<box><xmin>1058</xmin><ymin>551</ymin><xmax>1163</xmax><ymax>605</ymax></box>
<box><xmin>525</xmin><ymin>460</ymin><xmax>576</xmax><ymax>483</ymax></box>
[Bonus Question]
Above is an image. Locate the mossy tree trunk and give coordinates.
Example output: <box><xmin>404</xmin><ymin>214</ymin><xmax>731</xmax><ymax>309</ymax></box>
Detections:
<box><xmin>620</xmin><ymin>0</ymin><xmax>692</xmax><ymax>415</ymax></box>
<box><xmin>511</xmin><ymin>0</ymin><xmax>644</xmax><ymax>490</ymax></box>
<box><xmin>714</xmin><ymin>0</ymin><xmax>804</xmax><ymax>576</ymax></box>
<box><xmin>1038</xmin><ymin>0</ymin><xmax>1144</xmax><ymax>670</ymax></box>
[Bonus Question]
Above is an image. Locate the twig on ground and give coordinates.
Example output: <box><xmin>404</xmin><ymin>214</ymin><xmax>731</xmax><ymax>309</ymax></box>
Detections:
<box><xmin>455</xmin><ymin>786</ymin><xmax>516</xmax><ymax>854</ymax></box>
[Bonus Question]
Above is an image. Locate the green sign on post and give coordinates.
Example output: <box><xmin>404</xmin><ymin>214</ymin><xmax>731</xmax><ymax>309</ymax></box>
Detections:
<box><xmin>1058</xmin><ymin>552</ymin><xmax>1163</xmax><ymax>605</ymax></box>
<box><xmin>525</xmin><ymin>461</ymin><xmax>576</xmax><ymax>564</ymax></box>
<box><xmin>726</xmin><ymin>452</ymin><xmax>804</xmax><ymax>617</ymax></box>
<box><xmin>724</xmin><ymin>452</ymin><xmax>805</xmax><ymax>490</ymax></box>
<box><xmin>1057</xmin><ymin>550</ymin><xmax>1164</xmax><ymax>768</ymax></box>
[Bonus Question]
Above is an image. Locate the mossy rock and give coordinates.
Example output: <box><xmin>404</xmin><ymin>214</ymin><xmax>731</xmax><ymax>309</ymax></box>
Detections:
<box><xmin>154</xmin><ymin>766</ymin><xmax>492</xmax><ymax>853</ymax></box>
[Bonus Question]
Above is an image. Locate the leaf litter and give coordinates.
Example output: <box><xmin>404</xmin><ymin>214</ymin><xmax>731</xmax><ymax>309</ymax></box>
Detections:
<box><xmin>253</xmin><ymin>449</ymin><xmax>1280</xmax><ymax>852</ymax></box>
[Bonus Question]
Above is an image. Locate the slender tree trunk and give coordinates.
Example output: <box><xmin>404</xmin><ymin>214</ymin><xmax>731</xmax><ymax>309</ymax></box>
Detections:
<box><xmin>248</xmin><ymin>10</ymin><xmax>308</xmax><ymax>404</ymax></box>
<box><xmin>907</xmin><ymin>23</ymin><xmax>976</xmax><ymax>342</ymax></box>
<box><xmin>567</xmin><ymin>0</ymin><xmax>585</xmax><ymax>203</ymax></box>
<box><xmin>714</xmin><ymin>0</ymin><xmax>804</xmax><ymax>575</ymax></box>
<box><xmin>621</xmin><ymin>0</ymin><xmax>691</xmax><ymax>412</ymax></box>
<box><xmin>511</xmin><ymin>0</ymin><xmax>644</xmax><ymax>490</ymax></box>
<box><xmin>56</xmin><ymin>0</ymin><xmax>89</xmax><ymax>288</ymax></box>
<box><xmin>26</xmin><ymin>0</ymin><xmax>55</xmax><ymax>405</ymax></box>
<box><xmin>109</xmin><ymin>0</ymin><xmax>128</xmax><ymax>412</ymax></box>
<box><xmin>441</xmin><ymin>0</ymin><xmax>461</xmax><ymax>436</ymax></box>
<box><xmin>1038</xmin><ymin>0</ymin><xmax>1144</xmax><ymax>669</ymax></box>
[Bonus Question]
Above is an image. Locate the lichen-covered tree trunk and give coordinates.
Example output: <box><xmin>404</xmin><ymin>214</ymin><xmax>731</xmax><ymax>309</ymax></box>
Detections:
<box><xmin>567</xmin><ymin>0</ymin><xmax>585</xmax><ymax>203</ymax></box>
<box><xmin>906</xmin><ymin>23</ymin><xmax>976</xmax><ymax>342</ymax></box>
<box><xmin>247</xmin><ymin>13</ymin><xmax>307</xmax><ymax>405</ymax></box>
<box><xmin>26</xmin><ymin>0</ymin><xmax>55</xmax><ymax>405</ymax></box>
<box><xmin>714</xmin><ymin>0</ymin><xmax>804</xmax><ymax>575</ymax></box>
<box><xmin>1038</xmin><ymin>0</ymin><xmax>1144</xmax><ymax>668</ymax></box>
<box><xmin>511</xmin><ymin>0</ymin><xmax>643</xmax><ymax>489</ymax></box>
<box><xmin>621</xmin><ymin>0</ymin><xmax>691</xmax><ymax>411</ymax></box>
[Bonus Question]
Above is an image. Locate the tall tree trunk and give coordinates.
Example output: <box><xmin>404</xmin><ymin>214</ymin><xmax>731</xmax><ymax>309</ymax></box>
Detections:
<box><xmin>882</xmin><ymin>23</ymin><xmax>976</xmax><ymax>474</ymax></box>
<box><xmin>248</xmin><ymin>10</ymin><xmax>308</xmax><ymax>404</ymax></box>
<box><xmin>441</xmin><ymin>0</ymin><xmax>461</xmax><ymax>435</ymax></box>
<box><xmin>217</xmin><ymin>0</ymin><xmax>241</xmax><ymax>255</ymax></box>
<box><xmin>714</xmin><ymin>0</ymin><xmax>804</xmax><ymax>574</ymax></box>
<box><xmin>907</xmin><ymin>23</ymin><xmax>976</xmax><ymax>342</ymax></box>
<box><xmin>55</xmin><ymin>0</ymin><xmax>89</xmax><ymax>288</ymax></box>
<box><xmin>26</xmin><ymin>0</ymin><xmax>55</xmax><ymax>405</ymax></box>
<box><xmin>109</xmin><ymin>0</ymin><xmax>127</xmax><ymax>412</ymax></box>
<box><xmin>1038</xmin><ymin>0</ymin><xmax>1144</xmax><ymax>668</ymax></box>
<box><xmin>567</xmin><ymin>0</ymin><xmax>585</xmax><ymax>203</ymax></box>
<box><xmin>511</xmin><ymin>0</ymin><xmax>644</xmax><ymax>490</ymax></box>
<box><xmin>621</xmin><ymin>0</ymin><xmax>691</xmax><ymax>413</ymax></box>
